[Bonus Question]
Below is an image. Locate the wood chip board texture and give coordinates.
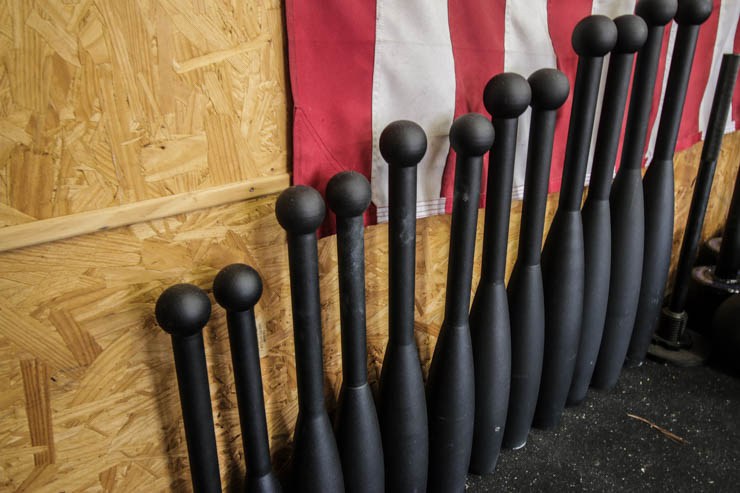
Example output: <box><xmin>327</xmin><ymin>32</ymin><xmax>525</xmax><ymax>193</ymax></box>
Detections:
<box><xmin>0</xmin><ymin>138</ymin><xmax>738</xmax><ymax>490</ymax></box>
<box><xmin>0</xmin><ymin>0</ymin><xmax>288</xmax><ymax>228</ymax></box>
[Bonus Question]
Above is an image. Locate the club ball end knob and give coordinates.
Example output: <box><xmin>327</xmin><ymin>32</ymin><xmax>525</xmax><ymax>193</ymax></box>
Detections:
<box><xmin>326</xmin><ymin>171</ymin><xmax>372</xmax><ymax>217</ymax></box>
<box><xmin>156</xmin><ymin>284</ymin><xmax>211</xmax><ymax>337</ymax></box>
<box><xmin>213</xmin><ymin>264</ymin><xmax>263</xmax><ymax>312</ymax></box>
<box><xmin>449</xmin><ymin>113</ymin><xmax>495</xmax><ymax>157</ymax></box>
<box><xmin>528</xmin><ymin>69</ymin><xmax>570</xmax><ymax>111</ymax></box>
<box><xmin>635</xmin><ymin>0</ymin><xmax>678</xmax><ymax>26</ymax></box>
<box><xmin>675</xmin><ymin>0</ymin><xmax>712</xmax><ymax>25</ymax></box>
<box><xmin>483</xmin><ymin>73</ymin><xmax>532</xmax><ymax>119</ymax></box>
<box><xmin>613</xmin><ymin>15</ymin><xmax>649</xmax><ymax>53</ymax></box>
<box><xmin>572</xmin><ymin>15</ymin><xmax>618</xmax><ymax>57</ymax></box>
<box><xmin>379</xmin><ymin>120</ymin><xmax>428</xmax><ymax>168</ymax></box>
<box><xmin>275</xmin><ymin>185</ymin><xmax>326</xmax><ymax>235</ymax></box>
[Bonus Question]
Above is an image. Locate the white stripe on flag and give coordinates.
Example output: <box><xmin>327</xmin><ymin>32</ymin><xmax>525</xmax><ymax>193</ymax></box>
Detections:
<box><xmin>587</xmin><ymin>0</ymin><xmax>637</xmax><ymax>183</ymax></box>
<box><xmin>504</xmin><ymin>0</ymin><xmax>558</xmax><ymax>200</ymax></box>
<box><xmin>371</xmin><ymin>0</ymin><xmax>457</xmax><ymax>220</ymax></box>
<box><xmin>645</xmin><ymin>21</ymin><xmax>678</xmax><ymax>163</ymax></box>
<box><xmin>699</xmin><ymin>0</ymin><xmax>740</xmax><ymax>137</ymax></box>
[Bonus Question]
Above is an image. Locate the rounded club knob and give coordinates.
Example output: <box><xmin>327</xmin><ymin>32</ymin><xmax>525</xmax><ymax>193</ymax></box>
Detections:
<box><xmin>213</xmin><ymin>264</ymin><xmax>263</xmax><ymax>313</ymax></box>
<box><xmin>156</xmin><ymin>284</ymin><xmax>211</xmax><ymax>337</ymax></box>
<box><xmin>674</xmin><ymin>0</ymin><xmax>712</xmax><ymax>25</ymax></box>
<box><xmin>572</xmin><ymin>15</ymin><xmax>618</xmax><ymax>57</ymax></box>
<box><xmin>275</xmin><ymin>185</ymin><xmax>326</xmax><ymax>235</ymax></box>
<box><xmin>326</xmin><ymin>171</ymin><xmax>372</xmax><ymax>218</ymax></box>
<box><xmin>379</xmin><ymin>120</ymin><xmax>428</xmax><ymax>168</ymax></box>
<box><xmin>449</xmin><ymin>113</ymin><xmax>495</xmax><ymax>157</ymax></box>
<box><xmin>635</xmin><ymin>0</ymin><xmax>678</xmax><ymax>26</ymax></box>
<box><xmin>483</xmin><ymin>73</ymin><xmax>532</xmax><ymax>119</ymax></box>
<box><xmin>613</xmin><ymin>15</ymin><xmax>649</xmax><ymax>53</ymax></box>
<box><xmin>528</xmin><ymin>68</ymin><xmax>570</xmax><ymax>111</ymax></box>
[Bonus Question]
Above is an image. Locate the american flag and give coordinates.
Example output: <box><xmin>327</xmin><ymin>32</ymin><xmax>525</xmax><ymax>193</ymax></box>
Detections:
<box><xmin>285</xmin><ymin>0</ymin><xmax>740</xmax><ymax>233</ymax></box>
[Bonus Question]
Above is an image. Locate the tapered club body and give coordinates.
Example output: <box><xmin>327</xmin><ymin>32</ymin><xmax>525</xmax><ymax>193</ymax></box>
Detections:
<box><xmin>377</xmin><ymin>120</ymin><xmax>429</xmax><ymax>493</ymax></box>
<box><xmin>627</xmin><ymin>0</ymin><xmax>713</xmax><ymax>366</ymax></box>
<box><xmin>213</xmin><ymin>265</ymin><xmax>281</xmax><ymax>493</ymax></box>
<box><xmin>535</xmin><ymin>15</ymin><xmax>617</xmax><ymax>430</ymax></box>
<box><xmin>469</xmin><ymin>74</ymin><xmax>530</xmax><ymax>474</ymax></box>
<box><xmin>656</xmin><ymin>54</ymin><xmax>740</xmax><ymax>344</ymax></box>
<box><xmin>592</xmin><ymin>0</ymin><xmax>678</xmax><ymax>389</ymax></box>
<box><xmin>503</xmin><ymin>69</ymin><xmax>570</xmax><ymax>449</ymax></box>
<box><xmin>568</xmin><ymin>15</ymin><xmax>647</xmax><ymax>406</ymax></box>
<box><xmin>427</xmin><ymin>114</ymin><xmax>494</xmax><ymax>493</ymax></box>
<box><xmin>275</xmin><ymin>186</ymin><xmax>344</xmax><ymax>493</ymax></box>
<box><xmin>155</xmin><ymin>284</ymin><xmax>221</xmax><ymax>493</ymax></box>
<box><xmin>326</xmin><ymin>172</ymin><xmax>384</xmax><ymax>493</ymax></box>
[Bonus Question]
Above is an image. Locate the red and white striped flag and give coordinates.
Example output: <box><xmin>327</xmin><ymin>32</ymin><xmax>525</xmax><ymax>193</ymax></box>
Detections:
<box><xmin>286</xmin><ymin>0</ymin><xmax>740</xmax><ymax>234</ymax></box>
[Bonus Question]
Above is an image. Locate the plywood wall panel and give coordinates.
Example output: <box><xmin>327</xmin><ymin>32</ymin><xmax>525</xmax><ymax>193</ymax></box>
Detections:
<box><xmin>0</xmin><ymin>0</ymin><xmax>288</xmax><ymax>223</ymax></box>
<box><xmin>0</xmin><ymin>134</ymin><xmax>738</xmax><ymax>491</ymax></box>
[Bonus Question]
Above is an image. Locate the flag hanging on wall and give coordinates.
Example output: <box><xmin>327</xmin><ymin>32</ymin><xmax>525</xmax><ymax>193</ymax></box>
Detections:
<box><xmin>285</xmin><ymin>0</ymin><xmax>740</xmax><ymax>234</ymax></box>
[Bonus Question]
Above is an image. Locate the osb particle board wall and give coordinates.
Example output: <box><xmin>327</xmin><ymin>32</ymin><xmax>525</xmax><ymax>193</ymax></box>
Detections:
<box><xmin>1</xmin><ymin>0</ymin><xmax>740</xmax><ymax>492</ymax></box>
<box><xmin>0</xmin><ymin>133</ymin><xmax>738</xmax><ymax>491</ymax></box>
<box><xmin>0</xmin><ymin>0</ymin><xmax>288</xmax><ymax>230</ymax></box>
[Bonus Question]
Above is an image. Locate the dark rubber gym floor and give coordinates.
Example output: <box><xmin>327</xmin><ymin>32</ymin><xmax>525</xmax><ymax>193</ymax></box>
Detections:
<box><xmin>466</xmin><ymin>360</ymin><xmax>740</xmax><ymax>492</ymax></box>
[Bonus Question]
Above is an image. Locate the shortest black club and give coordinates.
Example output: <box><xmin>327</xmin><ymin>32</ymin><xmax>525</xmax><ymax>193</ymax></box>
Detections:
<box><xmin>326</xmin><ymin>171</ymin><xmax>372</xmax><ymax>218</ymax></box>
<box><xmin>155</xmin><ymin>284</ymin><xmax>211</xmax><ymax>338</ymax></box>
<box><xmin>613</xmin><ymin>14</ymin><xmax>648</xmax><ymax>54</ymax></box>
<box><xmin>674</xmin><ymin>0</ymin><xmax>713</xmax><ymax>26</ymax></box>
<box><xmin>572</xmin><ymin>15</ymin><xmax>618</xmax><ymax>57</ymax></box>
<box><xmin>483</xmin><ymin>72</ymin><xmax>532</xmax><ymax>119</ymax></box>
<box><xmin>528</xmin><ymin>68</ymin><xmax>570</xmax><ymax>111</ymax></box>
<box><xmin>635</xmin><ymin>0</ymin><xmax>678</xmax><ymax>26</ymax></box>
<box><xmin>275</xmin><ymin>185</ymin><xmax>326</xmax><ymax>235</ymax></box>
<box><xmin>379</xmin><ymin>120</ymin><xmax>428</xmax><ymax>168</ymax></box>
<box><xmin>213</xmin><ymin>264</ymin><xmax>263</xmax><ymax>313</ymax></box>
<box><xmin>449</xmin><ymin>113</ymin><xmax>495</xmax><ymax>157</ymax></box>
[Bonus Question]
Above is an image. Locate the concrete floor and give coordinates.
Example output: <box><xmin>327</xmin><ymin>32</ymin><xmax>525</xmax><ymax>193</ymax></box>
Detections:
<box><xmin>466</xmin><ymin>360</ymin><xmax>740</xmax><ymax>492</ymax></box>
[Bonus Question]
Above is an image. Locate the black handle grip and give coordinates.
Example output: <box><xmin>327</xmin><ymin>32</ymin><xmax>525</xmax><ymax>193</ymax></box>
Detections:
<box><xmin>156</xmin><ymin>284</ymin><xmax>221</xmax><ymax>493</ymax></box>
<box><xmin>427</xmin><ymin>113</ymin><xmax>492</xmax><ymax>493</ymax></box>
<box><xmin>326</xmin><ymin>171</ymin><xmax>385</xmax><ymax>493</ymax></box>
<box><xmin>503</xmin><ymin>68</ymin><xmax>568</xmax><ymax>449</ymax></box>
<box><xmin>628</xmin><ymin>0</ymin><xmax>713</xmax><ymax>367</ymax></box>
<box><xmin>569</xmin><ymin>14</ymin><xmax>647</xmax><ymax>406</ymax></box>
<box><xmin>470</xmin><ymin>73</ymin><xmax>529</xmax><ymax>474</ymax></box>
<box><xmin>535</xmin><ymin>14</ymin><xmax>616</xmax><ymax>430</ymax></box>
<box><xmin>276</xmin><ymin>186</ymin><xmax>344</xmax><ymax>493</ymax></box>
<box><xmin>213</xmin><ymin>265</ymin><xmax>282</xmax><ymax>493</ymax></box>
<box><xmin>377</xmin><ymin>120</ymin><xmax>429</xmax><ymax>493</ymax></box>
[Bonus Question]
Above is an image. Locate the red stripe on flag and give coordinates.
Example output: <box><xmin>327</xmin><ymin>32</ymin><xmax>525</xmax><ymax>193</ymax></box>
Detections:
<box><xmin>676</xmin><ymin>0</ymin><xmax>721</xmax><ymax>151</ymax></box>
<box><xmin>285</xmin><ymin>0</ymin><xmax>377</xmax><ymax>234</ymax></box>
<box><xmin>547</xmin><ymin>0</ymin><xmax>595</xmax><ymax>192</ymax></box>
<box><xmin>442</xmin><ymin>0</ymin><xmax>508</xmax><ymax>212</ymax></box>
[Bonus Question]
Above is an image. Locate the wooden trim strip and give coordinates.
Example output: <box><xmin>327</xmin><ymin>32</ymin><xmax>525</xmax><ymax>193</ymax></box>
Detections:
<box><xmin>0</xmin><ymin>174</ymin><xmax>290</xmax><ymax>253</ymax></box>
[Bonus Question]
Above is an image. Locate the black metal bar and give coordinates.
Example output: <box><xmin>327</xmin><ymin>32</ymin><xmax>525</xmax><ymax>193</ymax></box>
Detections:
<box><xmin>275</xmin><ymin>186</ymin><xmax>344</xmax><ymax>492</ymax></box>
<box><xmin>669</xmin><ymin>54</ymin><xmax>740</xmax><ymax>312</ymax></box>
<box><xmin>212</xmin><ymin>265</ymin><xmax>281</xmax><ymax>493</ymax></box>
<box><xmin>535</xmin><ymin>14</ymin><xmax>617</xmax><ymax>430</ymax></box>
<box><xmin>568</xmin><ymin>14</ymin><xmax>647</xmax><ymax>406</ymax></box>
<box><xmin>503</xmin><ymin>68</ymin><xmax>569</xmax><ymax>449</ymax></box>
<box><xmin>427</xmin><ymin>113</ymin><xmax>493</xmax><ymax>493</ymax></box>
<box><xmin>326</xmin><ymin>171</ymin><xmax>384</xmax><ymax>493</ymax></box>
<box><xmin>470</xmin><ymin>73</ymin><xmax>530</xmax><ymax>474</ymax></box>
<box><xmin>155</xmin><ymin>284</ymin><xmax>221</xmax><ymax>493</ymax></box>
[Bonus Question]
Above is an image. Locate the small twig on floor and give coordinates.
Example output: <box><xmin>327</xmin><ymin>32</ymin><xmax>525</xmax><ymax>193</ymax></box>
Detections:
<box><xmin>627</xmin><ymin>413</ymin><xmax>687</xmax><ymax>445</ymax></box>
